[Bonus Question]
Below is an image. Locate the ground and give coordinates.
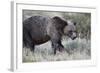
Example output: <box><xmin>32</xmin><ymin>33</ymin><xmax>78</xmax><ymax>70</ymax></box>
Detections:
<box><xmin>23</xmin><ymin>38</ymin><xmax>91</xmax><ymax>62</ymax></box>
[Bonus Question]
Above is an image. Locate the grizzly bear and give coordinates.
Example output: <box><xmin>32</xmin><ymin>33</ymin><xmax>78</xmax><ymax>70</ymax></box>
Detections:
<box><xmin>23</xmin><ymin>16</ymin><xmax>77</xmax><ymax>54</ymax></box>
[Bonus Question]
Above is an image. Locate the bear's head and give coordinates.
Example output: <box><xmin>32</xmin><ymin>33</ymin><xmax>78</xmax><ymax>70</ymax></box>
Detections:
<box><xmin>53</xmin><ymin>16</ymin><xmax>77</xmax><ymax>40</ymax></box>
<box><xmin>63</xmin><ymin>20</ymin><xmax>77</xmax><ymax>40</ymax></box>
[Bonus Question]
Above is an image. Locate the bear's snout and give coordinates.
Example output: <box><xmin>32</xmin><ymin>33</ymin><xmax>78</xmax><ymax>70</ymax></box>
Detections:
<box><xmin>71</xmin><ymin>36</ymin><xmax>77</xmax><ymax>40</ymax></box>
<box><xmin>71</xmin><ymin>32</ymin><xmax>77</xmax><ymax>40</ymax></box>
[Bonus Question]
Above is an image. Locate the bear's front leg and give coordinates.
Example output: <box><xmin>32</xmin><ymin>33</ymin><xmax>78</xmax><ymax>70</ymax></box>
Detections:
<box><xmin>57</xmin><ymin>40</ymin><xmax>64</xmax><ymax>52</ymax></box>
<box><xmin>51</xmin><ymin>39</ymin><xmax>64</xmax><ymax>54</ymax></box>
<box><xmin>49</xmin><ymin>28</ymin><xmax>64</xmax><ymax>54</ymax></box>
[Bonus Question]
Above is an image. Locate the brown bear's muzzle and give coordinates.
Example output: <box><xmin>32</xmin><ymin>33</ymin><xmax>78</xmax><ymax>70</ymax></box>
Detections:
<box><xmin>71</xmin><ymin>32</ymin><xmax>77</xmax><ymax>40</ymax></box>
<box><xmin>71</xmin><ymin>36</ymin><xmax>77</xmax><ymax>40</ymax></box>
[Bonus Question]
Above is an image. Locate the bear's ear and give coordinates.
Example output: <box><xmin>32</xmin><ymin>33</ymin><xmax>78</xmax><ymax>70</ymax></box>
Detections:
<box><xmin>52</xmin><ymin>16</ymin><xmax>62</xmax><ymax>21</ymax></box>
<box><xmin>74</xmin><ymin>22</ymin><xmax>76</xmax><ymax>25</ymax></box>
<box><xmin>52</xmin><ymin>16</ymin><xmax>64</xmax><ymax>24</ymax></box>
<box><xmin>52</xmin><ymin>16</ymin><xmax>67</xmax><ymax>25</ymax></box>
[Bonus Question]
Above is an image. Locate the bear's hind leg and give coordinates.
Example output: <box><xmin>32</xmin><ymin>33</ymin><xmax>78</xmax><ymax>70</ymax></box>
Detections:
<box><xmin>24</xmin><ymin>31</ymin><xmax>35</xmax><ymax>52</ymax></box>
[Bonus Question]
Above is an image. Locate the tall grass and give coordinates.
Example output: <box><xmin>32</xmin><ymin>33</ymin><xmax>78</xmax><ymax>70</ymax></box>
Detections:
<box><xmin>23</xmin><ymin>38</ymin><xmax>91</xmax><ymax>62</ymax></box>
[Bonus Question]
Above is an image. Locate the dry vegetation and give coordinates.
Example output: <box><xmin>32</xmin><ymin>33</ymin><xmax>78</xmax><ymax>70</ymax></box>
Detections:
<box><xmin>23</xmin><ymin>38</ymin><xmax>91</xmax><ymax>62</ymax></box>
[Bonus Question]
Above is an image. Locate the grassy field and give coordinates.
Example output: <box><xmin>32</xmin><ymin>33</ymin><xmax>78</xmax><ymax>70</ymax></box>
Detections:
<box><xmin>22</xmin><ymin>38</ymin><xmax>91</xmax><ymax>62</ymax></box>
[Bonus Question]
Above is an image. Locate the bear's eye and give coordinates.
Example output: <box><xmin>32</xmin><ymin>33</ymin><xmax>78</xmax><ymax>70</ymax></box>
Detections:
<box><xmin>69</xmin><ymin>30</ymin><xmax>72</xmax><ymax>33</ymax></box>
<box><xmin>68</xmin><ymin>30</ymin><xmax>73</xmax><ymax>35</ymax></box>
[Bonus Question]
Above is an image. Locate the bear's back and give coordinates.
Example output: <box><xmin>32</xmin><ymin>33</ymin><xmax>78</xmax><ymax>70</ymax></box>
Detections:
<box><xmin>23</xmin><ymin>16</ymin><xmax>51</xmax><ymax>45</ymax></box>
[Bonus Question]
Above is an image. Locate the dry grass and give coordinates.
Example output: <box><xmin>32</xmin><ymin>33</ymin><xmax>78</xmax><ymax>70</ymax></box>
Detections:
<box><xmin>22</xmin><ymin>38</ymin><xmax>91</xmax><ymax>62</ymax></box>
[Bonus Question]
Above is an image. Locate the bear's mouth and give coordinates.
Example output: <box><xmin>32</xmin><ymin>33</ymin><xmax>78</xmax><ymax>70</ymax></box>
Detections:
<box><xmin>71</xmin><ymin>36</ymin><xmax>77</xmax><ymax>40</ymax></box>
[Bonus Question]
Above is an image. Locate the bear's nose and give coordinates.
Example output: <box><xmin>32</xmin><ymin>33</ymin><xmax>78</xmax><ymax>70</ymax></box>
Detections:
<box><xmin>71</xmin><ymin>33</ymin><xmax>77</xmax><ymax>40</ymax></box>
<box><xmin>72</xmin><ymin>36</ymin><xmax>77</xmax><ymax>40</ymax></box>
